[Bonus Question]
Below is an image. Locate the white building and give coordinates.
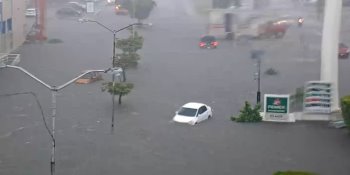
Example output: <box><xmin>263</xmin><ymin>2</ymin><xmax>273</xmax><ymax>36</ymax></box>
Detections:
<box><xmin>0</xmin><ymin>0</ymin><xmax>26</xmax><ymax>55</ymax></box>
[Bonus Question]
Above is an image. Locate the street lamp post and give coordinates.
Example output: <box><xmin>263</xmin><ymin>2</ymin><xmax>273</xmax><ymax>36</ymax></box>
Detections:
<box><xmin>256</xmin><ymin>57</ymin><xmax>261</xmax><ymax>104</ymax></box>
<box><xmin>251</xmin><ymin>50</ymin><xmax>264</xmax><ymax>104</ymax></box>
<box><xmin>78</xmin><ymin>18</ymin><xmax>144</xmax><ymax>129</ymax></box>
<box><xmin>0</xmin><ymin>65</ymin><xmax>111</xmax><ymax>175</ymax></box>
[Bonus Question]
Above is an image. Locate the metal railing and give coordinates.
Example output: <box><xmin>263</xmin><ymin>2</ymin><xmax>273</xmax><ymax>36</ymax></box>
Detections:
<box><xmin>0</xmin><ymin>53</ymin><xmax>21</xmax><ymax>66</ymax></box>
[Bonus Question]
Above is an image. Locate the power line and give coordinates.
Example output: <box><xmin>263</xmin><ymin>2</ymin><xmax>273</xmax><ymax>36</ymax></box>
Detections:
<box><xmin>0</xmin><ymin>92</ymin><xmax>55</xmax><ymax>142</ymax></box>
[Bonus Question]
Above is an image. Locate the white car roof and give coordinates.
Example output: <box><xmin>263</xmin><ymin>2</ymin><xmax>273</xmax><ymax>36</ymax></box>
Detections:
<box><xmin>182</xmin><ymin>102</ymin><xmax>206</xmax><ymax>109</ymax></box>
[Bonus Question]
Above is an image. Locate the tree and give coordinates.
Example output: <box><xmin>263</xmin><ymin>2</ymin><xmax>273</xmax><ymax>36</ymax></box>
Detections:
<box><xmin>102</xmin><ymin>82</ymin><xmax>134</xmax><ymax>104</ymax></box>
<box><xmin>116</xmin><ymin>30</ymin><xmax>143</xmax><ymax>53</ymax></box>
<box><xmin>233</xmin><ymin>0</ymin><xmax>241</xmax><ymax>7</ymax></box>
<box><xmin>122</xmin><ymin>0</ymin><xmax>155</xmax><ymax>23</ymax></box>
<box><xmin>115</xmin><ymin>30</ymin><xmax>144</xmax><ymax>81</ymax></box>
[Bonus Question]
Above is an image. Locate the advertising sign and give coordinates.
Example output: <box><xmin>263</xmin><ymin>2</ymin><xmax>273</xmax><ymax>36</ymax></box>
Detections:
<box><xmin>264</xmin><ymin>94</ymin><xmax>290</xmax><ymax>121</ymax></box>
<box><xmin>303</xmin><ymin>81</ymin><xmax>332</xmax><ymax>114</ymax></box>
<box><xmin>86</xmin><ymin>2</ymin><xmax>95</xmax><ymax>13</ymax></box>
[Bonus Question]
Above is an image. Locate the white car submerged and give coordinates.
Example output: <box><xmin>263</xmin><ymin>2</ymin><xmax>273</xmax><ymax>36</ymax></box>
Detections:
<box><xmin>173</xmin><ymin>102</ymin><xmax>213</xmax><ymax>125</ymax></box>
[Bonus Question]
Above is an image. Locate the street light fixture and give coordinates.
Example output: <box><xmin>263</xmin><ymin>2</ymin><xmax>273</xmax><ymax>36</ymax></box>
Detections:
<box><xmin>0</xmin><ymin>64</ymin><xmax>113</xmax><ymax>175</ymax></box>
<box><xmin>78</xmin><ymin>18</ymin><xmax>150</xmax><ymax>130</ymax></box>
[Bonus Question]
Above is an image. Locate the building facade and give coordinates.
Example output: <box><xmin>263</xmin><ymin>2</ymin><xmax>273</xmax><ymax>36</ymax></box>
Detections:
<box><xmin>0</xmin><ymin>0</ymin><xmax>26</xmax><ymax>54</ymax></box>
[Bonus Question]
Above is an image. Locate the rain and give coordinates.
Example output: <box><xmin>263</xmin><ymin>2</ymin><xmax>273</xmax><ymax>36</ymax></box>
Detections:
<box><xmin>1</xmin><ymin>0</ymin><xmax>350</xmax><ymax>175</ymax></box>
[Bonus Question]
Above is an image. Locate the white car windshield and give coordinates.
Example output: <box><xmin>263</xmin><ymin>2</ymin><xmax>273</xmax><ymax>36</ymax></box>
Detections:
<box><xmin>177</xmin><ymin>107</ymin><xmax>197</xmax><ymax>117</ymax></box>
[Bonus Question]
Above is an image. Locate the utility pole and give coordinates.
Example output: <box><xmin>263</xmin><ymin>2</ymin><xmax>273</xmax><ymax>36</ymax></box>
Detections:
<box><xmin>0</xmin><ymin>65</ymin><xmax>109</xmax><ymax>175</ymax></box>
<box><xmin>320</xmin><ymin>0</ymin><xmax>342</xmax><ymax>111</ymax></box>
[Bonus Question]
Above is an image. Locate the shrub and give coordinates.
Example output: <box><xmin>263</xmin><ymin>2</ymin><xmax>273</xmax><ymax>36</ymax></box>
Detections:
<box><xmin>232</xmin><ymin>101</ymin><xmax>262</xmax><ymax>122</ymax></box>
<box><xmin>290</xmin><ymin>87</ymin><xmax>304</xmax><ymax>111</ymax></box>
<box><xmin>265</xmin><ymin>68</ymin><xmax>278</xmax><ymax>75</ymax></box>
<box><xmin>341</xmin><ymin>95</ymin><xmax>350</xmax><ymax>129</ymax></box>
<box><xmin>273</xmin><ymin>171</ymin><xmax>318</xmax><ymax>175</ymax></box>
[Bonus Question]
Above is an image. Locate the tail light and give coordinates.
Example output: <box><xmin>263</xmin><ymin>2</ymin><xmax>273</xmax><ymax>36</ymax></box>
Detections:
<box><xmin>199</xmin><ymin>42</ymin><xmax>205</xmax><ymax>47</ymax></box>
<box><xmin>211</xmin><ymin>41</ymin><xmax>218</xmax><ymax>46</ymax></box>
<box><xmin>340</xmin><ymin>47</ymin><xmax>350</xmax><ymax>53</ymax></box>
<box><xmin>298</xmin><ymin>18</ymin><xmax>304</xmax><ymax>23</ymax></box>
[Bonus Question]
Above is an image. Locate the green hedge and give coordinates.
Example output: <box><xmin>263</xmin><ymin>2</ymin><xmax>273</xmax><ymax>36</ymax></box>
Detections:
<box><xmin>341</xmin><ymin>95</ymin><xmax>350</xmax><ymax>129</ymax></box>
<box><xmin>273</xmin><ymin>171</ymin><xmax>318</xmax><ymax>175</ymax></box>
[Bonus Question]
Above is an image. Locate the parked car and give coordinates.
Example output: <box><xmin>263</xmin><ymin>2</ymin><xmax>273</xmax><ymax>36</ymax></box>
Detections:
<box><xmin>75</xmin><ymin>72</ymin><xmax>103</xmax><ymax>84</ymax></box>
<box><xmin>339</xmin><ymin>43</ymin><xmax>349</xmax><ymax>59</ymax></box>
<box><xmin>67</xmin><ymin>2</ymin><xmax>87</xmax><ymax>12</ymax></box>
<box><xmin>56</xmin><ymin>7</ymin><xmax>82</xmax><ymax>18</ymax></box>
<box><xmin>107</xmin><ymin>0</ymin><xmax>115</xmax><ymax>5</ymax></box>
<box><xmin>173</xmin><ymin>102</ymin><xmax>213</xmax><ymax>125</ymax></box>
<box><xmin>199</xmin><ymin>35</ymin><xmax>219</xmax><ymax>49</ymax></box>
<box><xmin>25</xmin><ymin>8</ymin><xmax>37</xmax><ymax>17</ymax></box>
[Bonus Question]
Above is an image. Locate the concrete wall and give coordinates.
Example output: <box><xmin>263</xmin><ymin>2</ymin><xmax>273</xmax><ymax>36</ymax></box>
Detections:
<box><xmin>12</xmin><ymin>0</ymin><xmax>26</xmax><ymax>50</ymax></box>
<box><xmin>0</xmin><ymin>0</ymin><xmax>26</xmax><ymax>54</ymax></box>
<box><xmin>0</xmin><ymin>0</ymin><xmax>13</xmax><ymax>53</ymax></box>
<box><xmin>2</xmin><ymin>0</ymin><xmax>12</xmax><ymax>19</ymax></box>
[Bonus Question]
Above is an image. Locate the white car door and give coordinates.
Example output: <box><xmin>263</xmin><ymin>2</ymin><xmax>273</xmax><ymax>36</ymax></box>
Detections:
<box><xmin>197</xmin><ymin>106</ymin><xmax>208</xmax><ymax>122</ymax></box>
<box><xmin>202</xmin><ymin>106</ymin><xmax>209</xmax><ymax>119</ymax></box>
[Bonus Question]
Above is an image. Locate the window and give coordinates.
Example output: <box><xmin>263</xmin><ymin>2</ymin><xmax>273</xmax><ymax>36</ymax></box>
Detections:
<box><xmin>178</xmin><ymin>107</ymin><xmax>198</xmax><ymax>117</ymax></box>
<box><xmin>7</xmin><ymin>18</ymin><xmax>12</xmax><ymax>32</ymax></box>
<box><xmin>1</xmin><ymin>21</ymin><xmax>5</xmax><ymax>34</ymax></box>
<box><xmin>198</xmin><ymin>106</ymin><xmax>207</xmax><ymax>114</ymax></box>
<box><xmin>200</xmin><ymin>36</ymin><xmax>216</xmax><ymax>42</ymax></box>
<box><xmin>0</xmin><ymin>2</ymin><xmax>2</xmax><ymax>16</ymax></box>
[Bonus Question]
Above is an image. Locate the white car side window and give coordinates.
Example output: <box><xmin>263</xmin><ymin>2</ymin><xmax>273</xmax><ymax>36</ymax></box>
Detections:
<box><xmin>202</xmin><ymin>106</ymin><xmax>207</xmax><ymax>113</ymax></box>
<box><xmin>199</xmin><ymin>106</ymin><xmax>207</xmax><ymax>114</ymax></box>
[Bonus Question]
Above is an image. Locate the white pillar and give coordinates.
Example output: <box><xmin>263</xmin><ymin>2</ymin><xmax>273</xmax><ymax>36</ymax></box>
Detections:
<box><xmin>320</xmin><ymin>0</ymin><xmax>342</xmax><ymax>111</ymax></box>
